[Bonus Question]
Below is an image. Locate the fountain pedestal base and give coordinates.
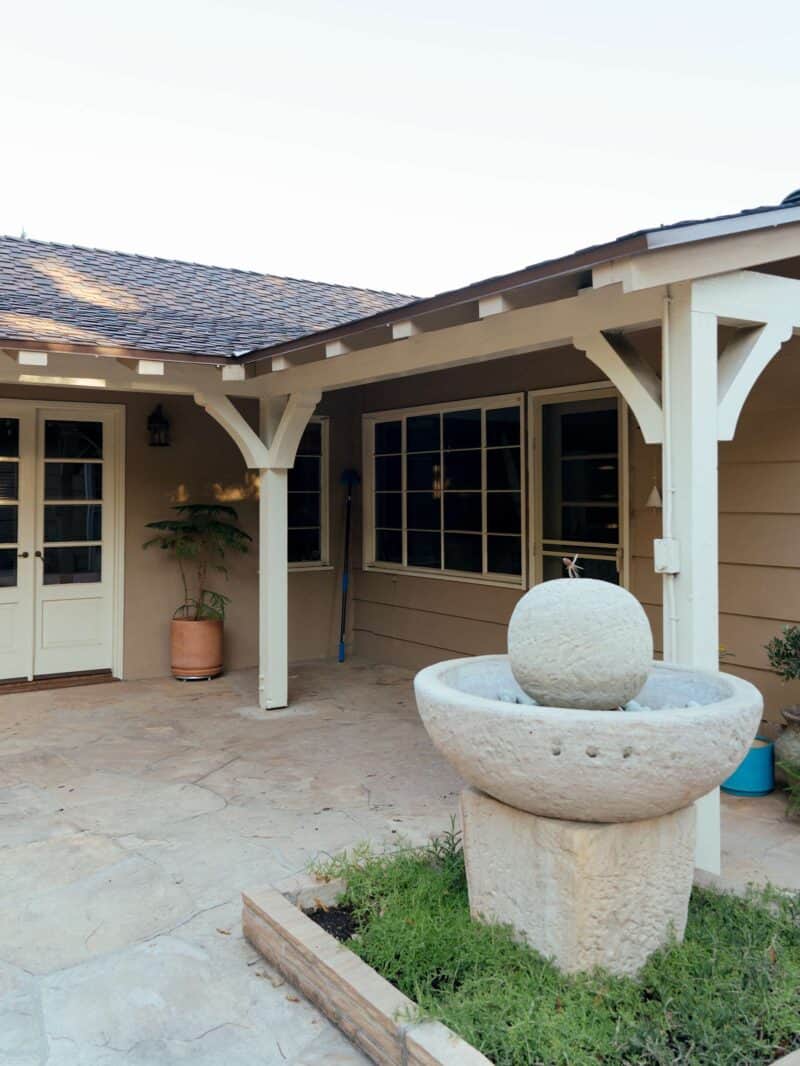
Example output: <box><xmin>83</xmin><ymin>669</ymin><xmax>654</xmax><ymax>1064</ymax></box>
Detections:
<box><xmin>460</xmin><ymin>787</ymin><xmax>695</xmax><ymax>976</ymax></box>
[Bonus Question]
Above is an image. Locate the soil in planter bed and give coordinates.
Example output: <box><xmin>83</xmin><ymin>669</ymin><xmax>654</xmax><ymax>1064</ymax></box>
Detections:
<box><xmin>312</xmin><ymin>832</ymin><xmax>800</xmax><ymax>1066</ymax></box>
<box><xmin>307</xmin><ymin>904</ymin><xmax>359</xmax><ymax>941</ymax></box>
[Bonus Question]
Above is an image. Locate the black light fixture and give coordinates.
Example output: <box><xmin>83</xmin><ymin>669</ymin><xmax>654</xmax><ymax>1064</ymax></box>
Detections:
<box><xmin>147</xmin><ymin>404</ymin><xmax>171</xmax><ymax>447</ymax></box>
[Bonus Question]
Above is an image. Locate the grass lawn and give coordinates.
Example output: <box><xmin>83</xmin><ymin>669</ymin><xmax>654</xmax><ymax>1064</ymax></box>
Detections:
<box><xmin>313</xmin><ymin>829</ymin><xmax>800</xmax><ymax>1066</ymax></box>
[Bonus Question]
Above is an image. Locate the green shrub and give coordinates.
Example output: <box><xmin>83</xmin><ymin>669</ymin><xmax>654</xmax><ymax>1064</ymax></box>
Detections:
<box><xmin>315</xmin><ymin>834</ymin><xmax>800</xmax><ymax>1066</ymax></box>
<box><xmin>766</xmin><ymin>625</ymin><xmax>800</xmax><ymax>682</ymax></box>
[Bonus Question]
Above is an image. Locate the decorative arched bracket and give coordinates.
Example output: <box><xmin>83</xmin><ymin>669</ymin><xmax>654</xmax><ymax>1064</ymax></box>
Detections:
<box><xmin>716</xmin><ymin>319</ymin><xmax>793</xmax><ymax>440</ymax></box>
<box><xmin>194</xmin><ymin>390</ymin><xmax>322</xmax><ymax>469</ymax></box>
<box><xmin>573</xmin><ymin>331</ymin><xmax>663</xmax><ymax>443</ymax></box>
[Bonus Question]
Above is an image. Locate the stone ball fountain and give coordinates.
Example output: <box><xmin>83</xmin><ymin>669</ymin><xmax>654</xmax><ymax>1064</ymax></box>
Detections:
<box><xmin>414</xmin><ymin>578</ymin><xmax>762</xmax><ymax>976</ymax></box>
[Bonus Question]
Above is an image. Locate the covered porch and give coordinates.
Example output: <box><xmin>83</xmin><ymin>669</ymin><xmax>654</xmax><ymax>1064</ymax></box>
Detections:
<box><xmin>0</xmin><ymin>663</ymin><xmax>797</xmax><ymax>1062</ymax></box>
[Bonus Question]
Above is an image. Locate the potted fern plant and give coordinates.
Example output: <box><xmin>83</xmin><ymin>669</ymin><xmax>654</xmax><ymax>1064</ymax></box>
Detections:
<box><xmin>144</xmin><ymin>504</ymin><xmax>251</xmax><ymax>680</ymax></box>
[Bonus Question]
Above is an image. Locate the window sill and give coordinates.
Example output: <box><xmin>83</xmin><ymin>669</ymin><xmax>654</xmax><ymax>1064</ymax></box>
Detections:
<box><xmin>362</xmin><ymin>563</ymin><xmax>525</xmax><ymax>591</ymax></box>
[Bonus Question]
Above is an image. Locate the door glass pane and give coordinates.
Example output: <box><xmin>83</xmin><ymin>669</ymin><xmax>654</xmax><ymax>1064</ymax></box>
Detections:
<box><xmin>44</xmin><ymin>504</ymin><xmax>102</xmax><ymax>543</ymax></box>
<box><xmin>0</xmin><ymin>419</ymin><xmax>19</xmax><ymax>458</ymax></box>
<box><xmin>543</xmin><ymin>554</ymin><xmax>618</xmax><ymax>583</ymax></box>
<box><xmin>43</xmin><ymin>546</ymin><xmax>102</xmax><ymax>584</ymax></box>
<box><xmin>443</xmin><ymin>409</ymin><xmax>480</xmax><ymax>450</ymax></box>
<box><xmin>444</xmin><ymin>532</ymin><xmax>482</xmax><ymax>572</ymax></box>
<box><xmin>561</xmin><ymin>505</ymin><xmax>619</xmax><ymax>543</ymax></box>
<box><xmin>44</xmin><ymin>463</ymin><xmax>102</xmax><ymax>501</ymax></box>
<box><xmin>406</xmin><ymin>453</ymin><xmax>440</xmax><ymax>491</ymax></box>
<box><xmin>44</xmin><ymin>420</ymin><xmax>103</xmax><ymax>459</ymax></box>
<box><xmin>375</xmin><ymin>493</ymin><xmax>401</xmax><ymax>529</ymax></box>
<box><xmin>0</xmin><ymin>548</ymin><xmax>16</xmax><ymax>587</ymax></box>
<box><xmin>486</xmin><ymin>448</ymin><xmax>520</xmax><ymax>490</ymax></box>
<box><xmin>0</xmin><ymin>463</ymin><xmax>18</xmax><ymax>500</ymax></box>
<box><xmin>0</xmin><ymin>506</ymin><xmax>18</xmax><ymax>544</ymax></box>
<box><xmin>407</xmin><ymin>530</ymin><xmax>440</xmax><ymax>569</ymax></box>
<box><xmin>288</xmin><ymin>528</ymin><xmax>321</xmax><ymax>563</ymax></box>
<box><xmin>443</xmin><ymin>450</ymin><xmax>481</xmax><ymax>490</ymax></box>
<box><xmin>488</xmin><ymin>535</ymin><xmax>522</xmax><ymax>575</ymax></box>
<box><xmin>562</xmin><ymin>458</ymin><xmax>618</xmax><ymax>502</ymax></box>
<box><xmin>487</xmin><ymin>492</ymin><xmax>521</xmax><ymax>534</ymax></box>
<box><xmin>375</xmin><ymin>455</ymin><xmax>401</xmax><ymax>491</ymax></box>
<box><xmin>561</xmin><ymin>409</ymin><xmax>616</xmax><ymax>456</ymax></box>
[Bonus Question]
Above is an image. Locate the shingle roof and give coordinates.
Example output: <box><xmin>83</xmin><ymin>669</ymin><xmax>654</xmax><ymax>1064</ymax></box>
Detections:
<box><xmin>0</xmin><ymin>235</ymin><xmax>415</xmax><ymax>359</ymax></box>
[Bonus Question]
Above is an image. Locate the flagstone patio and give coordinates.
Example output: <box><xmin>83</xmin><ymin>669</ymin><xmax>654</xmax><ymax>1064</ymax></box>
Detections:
<box><xmin>0</xmin><ymin>660</ymin><xmax>797</xmax><ymax>1065</ymax></box>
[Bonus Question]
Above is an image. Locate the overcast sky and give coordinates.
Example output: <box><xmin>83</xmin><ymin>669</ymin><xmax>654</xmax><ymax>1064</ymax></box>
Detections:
<box><xmin>2</xmin><ymin>1</ymin><xmax>799</xmax><ymax>297</ymax></box>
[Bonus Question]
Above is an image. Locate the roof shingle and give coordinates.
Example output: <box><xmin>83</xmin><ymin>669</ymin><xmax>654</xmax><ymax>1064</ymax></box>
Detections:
<box><xmin>0</xmin><ymin>236</ymin><xmax>415</xmax><ymax>358</ymax></box>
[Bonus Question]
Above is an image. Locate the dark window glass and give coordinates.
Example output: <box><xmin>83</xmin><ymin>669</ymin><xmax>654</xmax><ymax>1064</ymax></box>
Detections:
<box><xmin>0</xmin><ymin>419</ymin><xmax>19</xmax><ymax>458</ymax></box>
<box><xmin>561</xmin><ymin>505</ymin><xmax>619</xmax><ymax>544</ymax></box>
<box><xmin>44</xmin><ymin>504</ymin><xmax>101</xmax><ymax>543</ymax></box>
<box><xmin>443</xmin><ymin>408</ymin><xmax>480</xmax><ymax>450</ymax></box>
<box><xmin>487</xmin><ymin>492</ymin><xmax>521</xmax><ymax>534</ymax></box>
<box><xmin>444</xmin><ymin>532</ymin><xmax>482</xmax><ymax>573</ymax></box>
<box><xmin>406</xmin><ymin>453</ymin><xmax>440</xmax><ymax>492</ymax></box>
<box><xmin>44</xmin><ymin>463</ymin><xmax>102</xmax><ymax>501</ymax></box>
<box><xmin>444</xmin><ymin>450</ymin><xmax>481</xmax><ymax>490</ymax></box>
<box><xmin>296</xmin><ymin>421</ymin><xmax>322</xmax><ymax>456</ymax></box>
<box><xmin>543</xmin><ymin>554</ymin><xmax>618</xmax><ymax>584</ymax></box>
<box><xmin>44</xmin><ymin>420</ymin><xmax>103</xmax><ymax>459</ymax></box>
<box><xmin>0</xmin><ymin>506</ymin><xmax>17</xmax><ymax>544</ymax></box>
<box><xmin>288</xmin><ymin>528</ymin><xmax>321</xmax><ymax>563</ymax></box>
<box><xmin>375</xmin><ymin>455</ymin><xmax>401</xmax><ymax>491</ymax></box>
<box><xmin>375</xmin><ymin>420</ymin><xmax>401</xmax><ymax>455</ymax></box>
<box><xmin>287</xmin><ymin>493</ymin><xmax>320</xmax><ymax>528</ymax></box>
<box><xmin>407</xmin><ymin>530</ymin><xmax>440</xmax><ymax>569</ymax></box>
<box><xmin>0</xmin><ymin>463</ymin><xmax>18</xmax><ymax>501</ymax></box>
<box><xmin>375</xmin><ymin>529</ymin><xmax>402</xmax><ymax>564</ymax></box>
<box><xmin>375</xmin><ymin>493</ymin><xmax>402</xmax><ymax>529</ymax></box>
<box><xmin>444</xmin><ymin>492</ymin><xmax>481</xmax><ymax>532</ymax></box>
<box><xmin>43</xmin><ymin>546</ymin><xmax>102</xmax><ymax>584</ymax></box>
<box><xmin>486</xmin><ymin>448</ymin><xmax>520</xmax><ymax>490</ymax></box>
<box><xmin>486</xmin><ymin>407</ymin><xmax>520</xmax><ymax>447</ymax></box>
<box><xmin>562</xmin><ymin>458</ymin><xmax>618</xmax><ymax>503</ymax></box>
<box><xmin>561</xmin><ymin>409</ymin><xmax>617</xmax><ymax>456</ymax></box>
<box><xmin>488</xmin><ymin>535</ymin><xmax>522</xmax><ymax>575</ymax></box>
<box><xmin>0</xmin><ymin>548</ymin><xmax>16</xmax><ymax>587</ymax></box>
<box><xmin>407</xmin><ymin>492</ymin><xmax>440</xmax><ymax>530</ymax></box>
<box><xmin>406</xmin><ymin>414</ymin><xmax>440</xmax><ymax>453</ymax></box>
<box><xmin>287</xmin><ymin>456</ymin><xmax>320</xmax><ymax>492</ymax></box>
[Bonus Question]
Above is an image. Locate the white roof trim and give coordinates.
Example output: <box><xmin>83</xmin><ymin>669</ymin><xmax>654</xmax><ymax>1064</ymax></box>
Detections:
<box><xmin>645</xmin><ymin>205</ymin><xmax>800</xmax><ymax>249</ymax></box>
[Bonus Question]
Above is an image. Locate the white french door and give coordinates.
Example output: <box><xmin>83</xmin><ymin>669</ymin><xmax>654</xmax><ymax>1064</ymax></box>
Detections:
<box><xmin>0</xmin><ymin>401</ymin><xmax>122</xmax><ymax>681</ymax></box>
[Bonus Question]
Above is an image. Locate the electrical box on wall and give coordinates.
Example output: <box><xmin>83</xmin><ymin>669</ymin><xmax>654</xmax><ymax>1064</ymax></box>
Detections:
<box><xmin>653</xmin><ymin>538</ymin><xmax>681</xmax><ymax>574</ymax></box>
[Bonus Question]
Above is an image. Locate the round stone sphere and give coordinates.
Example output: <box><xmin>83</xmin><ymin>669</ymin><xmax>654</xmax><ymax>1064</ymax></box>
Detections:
<box><xmin>508</xmin><ymin>579</ymin><xmax>653</xmax><ymax>710</ymax></box>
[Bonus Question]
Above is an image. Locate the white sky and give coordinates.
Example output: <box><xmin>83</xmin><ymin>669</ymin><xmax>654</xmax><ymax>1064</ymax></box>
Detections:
<box><xmin>2</xmin><ymin>1</ymin><xmax>799</xmax><ymax>297</ymax></box>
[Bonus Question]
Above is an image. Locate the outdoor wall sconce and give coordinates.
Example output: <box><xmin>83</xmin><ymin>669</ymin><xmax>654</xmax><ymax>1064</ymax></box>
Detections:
<box><xmin>147</xmin><ymin>404</ymin><xmax>171</xmax><ymax>447</ymax></box>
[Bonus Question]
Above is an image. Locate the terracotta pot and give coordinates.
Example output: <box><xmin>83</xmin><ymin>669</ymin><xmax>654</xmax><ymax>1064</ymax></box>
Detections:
<box><xmin>170</xmin><ymin>619</ymin><xmax>223</xmax><ymax>680</ymax></box>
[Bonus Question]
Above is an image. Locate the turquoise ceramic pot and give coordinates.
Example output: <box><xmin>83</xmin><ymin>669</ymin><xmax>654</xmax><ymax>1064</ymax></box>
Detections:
<box><xmin>722</xmin><ymin>736</ymin><xmax>774</xmax><ymax>797</ymax></box>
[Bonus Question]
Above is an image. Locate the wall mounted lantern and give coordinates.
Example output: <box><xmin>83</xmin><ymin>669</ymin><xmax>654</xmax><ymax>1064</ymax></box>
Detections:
<box><xmin>147</xmin><ymin>404</ymin><xmax>171</xmax><ymax>447</ymax></box>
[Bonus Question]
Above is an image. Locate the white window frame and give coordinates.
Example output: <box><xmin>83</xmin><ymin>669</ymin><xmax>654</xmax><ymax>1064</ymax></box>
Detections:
<box><xmin>527</xmin><ymin>382</ymin><xmax>630</xmax><ymax>589</ymax></box>
<box><xmin>288</xmin><ymin>415</ymin><xmax>331</xmax><ymax>571</ymax></box>
<box><xmin>362</xmin><ymin>393</ymin><xmax>526</xmax><ymax>588</ymax></box>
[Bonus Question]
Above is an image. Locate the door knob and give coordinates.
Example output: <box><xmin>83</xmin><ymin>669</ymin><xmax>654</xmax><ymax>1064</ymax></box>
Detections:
<box><xmin>34</xmin><ymin>550</ymin><xmax>43</xmax><ymax>559</ymax></box>
<box><xmin>18</xmin><ymin>551</ymin><xmax>29</xmax><ymax>558</ymax></box>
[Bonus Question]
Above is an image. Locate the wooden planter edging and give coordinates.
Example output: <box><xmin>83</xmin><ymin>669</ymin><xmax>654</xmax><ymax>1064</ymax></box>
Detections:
<box><xmin>242</xmin><ymin>872</ymin><xmax>800</xmax><ymax>1066</ymax></box>
<box><xmin>242</xmin><ymin>871</ymin><xmax>492</xmax><ymax>1066</ymax></box>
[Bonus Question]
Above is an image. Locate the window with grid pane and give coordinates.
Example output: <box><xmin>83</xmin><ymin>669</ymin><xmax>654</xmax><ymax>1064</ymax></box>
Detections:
<box><xmin>287</xmin><ymin>419</ymin><xmax>328</xmax><ymax>565</ymax></box>
<box><xmin>367</xmin><ymin>397</ymin><xmax>523</xmax><ymax>583</ymax></box>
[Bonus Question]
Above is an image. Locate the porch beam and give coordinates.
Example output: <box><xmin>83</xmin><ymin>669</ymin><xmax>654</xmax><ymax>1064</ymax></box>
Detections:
<box><xmin>246</xmin><ymin>285</ymin><xmax>665</xmax><ymax>397</ymax></box>
<box><xmin>573</xmin><ymin>331</ymin><xmax>663</xmax><ymax>443</ymax></box>
<box><xmin>661</xmin><ymin>283</ymin><xmax>721</xmax><ymax>874</ymax></box>
<box><xmin>193</xmin><ymin>393</ymin><xmax>270</xmax><ymax>468</ymax></box>
<box><xmin>691</xmin><ymin>269</ymin><xmax>800</xmax><ymax>325</ymax></box>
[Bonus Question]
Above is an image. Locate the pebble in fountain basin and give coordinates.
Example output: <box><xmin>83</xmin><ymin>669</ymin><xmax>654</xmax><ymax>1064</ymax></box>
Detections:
<box><xmin>508</xmin><ymin>578</ymin><xmax>653</xmax><ymax>710</ymax></box>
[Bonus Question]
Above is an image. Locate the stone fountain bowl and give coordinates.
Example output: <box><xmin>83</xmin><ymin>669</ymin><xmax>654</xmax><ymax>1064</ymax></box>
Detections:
<box><xmin>414</xmin><ymin>656</ymin><xmax>763</xmax><ymax>823</ymax></box>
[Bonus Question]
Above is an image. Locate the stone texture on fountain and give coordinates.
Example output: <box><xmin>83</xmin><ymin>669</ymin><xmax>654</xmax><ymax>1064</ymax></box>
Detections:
<box><xmin>509</xmin><ymin>579</ymin><xmax>653</xmax><ymax>710</ymax></box>
<box><xmin>413</xmin><ymin>578</ymin><xmax>764</xmax><ymax>976</ymax></box>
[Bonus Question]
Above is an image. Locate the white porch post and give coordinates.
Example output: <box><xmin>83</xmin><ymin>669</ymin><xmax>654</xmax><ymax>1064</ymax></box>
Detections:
<box><xmin>259</xmin><ymin>397</ymin><xmax>289</xmax><ymax>710</ymax></box>
<box><xmin>661</xmin><ymin>283</ymin><xmax>721</xmax><ymax>873</ymax></box>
